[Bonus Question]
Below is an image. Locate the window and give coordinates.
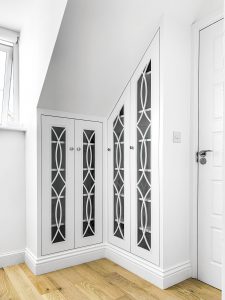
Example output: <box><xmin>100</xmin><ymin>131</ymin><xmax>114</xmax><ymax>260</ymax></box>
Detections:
<box><xmin>0</xmin><ymin>29</ymin><xmax>19</xmax><ymax>126</ymax></box>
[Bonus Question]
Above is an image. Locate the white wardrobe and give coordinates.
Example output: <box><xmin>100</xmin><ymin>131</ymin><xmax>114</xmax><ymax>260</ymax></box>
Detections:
<box><xmin>41</xmin><ymin>116</ymin><xmax>103</xmax><ymax>255</ymax></box>
<box><xmin>107</xmin><ymin>31</ymin><xmax>160</xmax><ymax>265</ymax></box>
<box><xmin>38</xmin><ymin>30</ymin><xmax>160</xmax><ymax>271</ymax></box>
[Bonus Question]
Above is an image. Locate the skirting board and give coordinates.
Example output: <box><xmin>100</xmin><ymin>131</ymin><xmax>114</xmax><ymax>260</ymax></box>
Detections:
<box><xmin>105</xmin><ymin>244</ymin><xmax>192</xmax><ymax>289</ymax></box>
<box><xmin>25</xmin><ymin>244</ymin><xmax>105</xmax><ymax>275</ymax></box>
<box><xmin>0</xmin><ymin>250</ymin><xmax>25</xmax><ymax>268</ymax></box>
<box><xmin>25</xmin><ymin>243</ymin><xmax>191</xmax><ymax>289</ymax></box>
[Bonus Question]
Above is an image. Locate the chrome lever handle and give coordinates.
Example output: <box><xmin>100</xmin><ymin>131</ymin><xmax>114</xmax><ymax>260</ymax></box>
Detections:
<box><xmin>198</xmin><ymin>150</ymin><xmax>213</xmax><ymax>157</ymax></box>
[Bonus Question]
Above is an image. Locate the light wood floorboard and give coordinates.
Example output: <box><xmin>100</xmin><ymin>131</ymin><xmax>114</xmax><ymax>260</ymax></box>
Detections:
<box><xmin>0</xmin><ymin>259</ymin><xmax>221</xmax><ymax>300</ymax></box>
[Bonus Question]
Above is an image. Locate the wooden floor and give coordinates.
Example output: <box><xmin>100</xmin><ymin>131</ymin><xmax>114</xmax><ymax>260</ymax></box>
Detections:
<box><xmin>0</xmin><ymin>259</ymin><xmax>221</xmax><ymax>300</ymax></box>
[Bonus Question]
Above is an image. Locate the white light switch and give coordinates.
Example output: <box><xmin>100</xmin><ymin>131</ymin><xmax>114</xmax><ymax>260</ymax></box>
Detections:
<box><xmin>173</xmin><ymin>131</ymin><xmax>181</xmax><ymax>143</ymax></box>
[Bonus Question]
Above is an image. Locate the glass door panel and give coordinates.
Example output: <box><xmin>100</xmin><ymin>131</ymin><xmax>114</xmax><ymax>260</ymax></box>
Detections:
<box><xmin>42</xmin><ymin>116</ymin><xmax>75</xmax><ymax>255</ymax></box>
<box><xmin>75</xmin><ymin>120</ymin><xmax>103</xmax><ymax>248</ymax></box>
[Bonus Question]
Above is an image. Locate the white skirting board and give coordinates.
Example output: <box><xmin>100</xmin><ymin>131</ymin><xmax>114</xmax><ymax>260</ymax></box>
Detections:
<box><xmin>25</xmin><ymin>244</ymin><xmax>105</xmax><ymax>275</ymax></box>
<box><xmin>25</xmin><ymin>243</ymin><xmax>191</xmax><ymax>289</ymax></box>
<box><xmin>0</xmin><ymin>250</ymin><xmax>25</xmax><ymax>268</ymax></box>
<box><xmin>105</xmin><ymin>244</ymin><xmax>192</xmax><ymax>289</ymax></box>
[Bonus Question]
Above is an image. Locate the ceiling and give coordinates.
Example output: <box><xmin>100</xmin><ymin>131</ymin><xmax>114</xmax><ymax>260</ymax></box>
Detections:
<box><xmin>37</xmin><ymin>0</ymin><xmax>223</xmax><ymax>117</ymax></box>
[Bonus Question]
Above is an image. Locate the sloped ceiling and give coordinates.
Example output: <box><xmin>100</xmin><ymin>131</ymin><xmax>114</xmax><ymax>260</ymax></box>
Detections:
<box><xmin>38</xmin><ymin>0</ymin><xmax>223</xmax><ymax>117</ymax></box>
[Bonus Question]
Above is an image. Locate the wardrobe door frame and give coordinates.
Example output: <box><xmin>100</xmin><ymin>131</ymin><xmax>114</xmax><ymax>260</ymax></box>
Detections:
<box><xmin>41</xmin><ymin>115</ymin><xmax>75</xmax><ymax>255</ymax></box>
<box><xmin>107</xmin><ymin>85</ymin><xmax>131</xmax><ymax>251</ymax></box>
<box><xmin>130</xmin><ymin>31</ymin><xmax>160</xmax><ymax>265</ymax></box>
<box><xmin>75</xmin><ymin>120</ymin><xmax>103</xmax><ymax>248</ymax></box>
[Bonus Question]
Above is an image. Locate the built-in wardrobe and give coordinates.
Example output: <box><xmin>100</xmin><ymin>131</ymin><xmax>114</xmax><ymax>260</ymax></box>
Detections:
<box><xmin>107</xmin><ymin>32</ymin><xmax>160</xmax><ymax>265</ymax></box>
<box><xmin>34</xmin><ymin>30</ymin><xmax>161</xmax><ymax>283</ymax></box>
<box><xmin>41</xmin><ymin>117</ymin><xmax>103</xmax><ymax>255</ymax></box>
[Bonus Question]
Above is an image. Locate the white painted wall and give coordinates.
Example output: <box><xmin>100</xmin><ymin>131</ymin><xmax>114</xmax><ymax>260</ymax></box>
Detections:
<box><xmin>196</xmin><ymin>0</ymin><xmax>224</xmax><ymax>21</ymax></box>
<box><xmin>0</xmin><ymin>0</ymin><xmax>31</xmax><ymax>31</ymax></box>
<box><xmin>160</xmin><ymin>16</ymin><xmax>191</xmax><ymax>269</ymax></box>
<box><xmin>19</xmin><ymin>0</ymin><xmax>68</xmax><ymax>256</ymax></box>
<box><xmin>0</xmin><ymin>130</ymin><xmax>25</xmax><ymax>256</ymax></box>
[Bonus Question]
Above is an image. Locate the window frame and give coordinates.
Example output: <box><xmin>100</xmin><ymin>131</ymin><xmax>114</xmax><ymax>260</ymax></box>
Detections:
<box><xmin>0</xmin><ymin>27</ymin><xmax>19</xmax><ymax>127</ymax></box>
<box><xmin>0</xmin><ymin>43</ymin><xmax>13</xmax><ymax>124</ymax></box>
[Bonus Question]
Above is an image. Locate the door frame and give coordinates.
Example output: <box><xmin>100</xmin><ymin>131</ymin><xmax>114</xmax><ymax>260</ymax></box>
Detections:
<box><xmin>191</xmin><ymin>11</ymin><xmax>224</xmax><ymax>279</ymax></box>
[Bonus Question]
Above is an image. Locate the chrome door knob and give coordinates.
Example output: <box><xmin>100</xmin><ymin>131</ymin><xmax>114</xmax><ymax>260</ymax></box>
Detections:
<box><xmin>77</xmin><ymin>147</ymin><xmax>81</xmax><ymax>151</ymax></box>
<box><xmin>69</xmin><ymin>147</ymin><xmax>75</xmax><ymax>151</ymax></box>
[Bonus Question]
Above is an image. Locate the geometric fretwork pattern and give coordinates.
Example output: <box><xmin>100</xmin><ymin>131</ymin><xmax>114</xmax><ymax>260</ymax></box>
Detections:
<box><xmin>113</xmin><ymin>106</ymin><xmax>124</xmax><ymax>239</ymax></box>
<box><xmin>51</xmin><ymin>127</ymin><xmax>66</xmax><ymax>244</ymax></box>
<box><xmin>83</xmin><ymin>130</ymin><xmax>95</xmax><ymax>237</ymax></box>
<box><xmin>137</xmin><ymin>60</ymin><xmax>151</xmax><ymax>251</ymax></box>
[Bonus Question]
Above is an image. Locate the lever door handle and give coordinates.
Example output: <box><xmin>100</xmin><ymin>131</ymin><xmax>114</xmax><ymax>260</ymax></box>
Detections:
<box><xmin>198</xmin><ymin>150</ymin><xmax>213</xmax><ymax>157</ymax></box>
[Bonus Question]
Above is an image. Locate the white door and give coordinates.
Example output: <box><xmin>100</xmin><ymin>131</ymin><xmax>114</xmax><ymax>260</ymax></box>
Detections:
<box><xmin>130</xmin><ymin>31</ymin><xmax>160</xmax><ymax>265</ymax></box>
<box><xmin>107</xmin><ymin>84</ymin><xmax>131</xmax><ymax>251</ymax></box>
<box><xmin>75</xmin><ymin>120</ymin><xmax>103</xmax><ymax>248</ymax></box>
<box><xmin>42</xmin><ymin>116</ymin><xmax>75</xmax><ymax>255</ymax></box>
<box><xmin>198</xmin><ymin>19</ymin><xmax>224</xmax><ymax>289</ymax></box>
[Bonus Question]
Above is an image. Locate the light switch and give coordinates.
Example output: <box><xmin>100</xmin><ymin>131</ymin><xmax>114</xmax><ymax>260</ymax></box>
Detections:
<box><xmin>173</xmin><ymin>131</ymin><xmax>181</xmax><ymax>143</ymax></box>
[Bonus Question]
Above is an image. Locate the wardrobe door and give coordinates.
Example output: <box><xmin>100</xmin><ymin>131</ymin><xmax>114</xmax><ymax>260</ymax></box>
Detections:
<box><xmin>42</xmin><ymin>116</ymin><xmax>75</xmax><ymax>255</ymax></box>
<box><xmin>75</xmin><ymin>120</ymin><xmax>103</xmax><ymax>248</ymax></box>
<box><xmin>108</xmin><ymin>86</ymin><xmax>131</xmax><ymax>251</ymax></box>
<box><xmin>130</xmin><ymin>31</ymin><xmax>160</xmax><ymax>264</ymax></box>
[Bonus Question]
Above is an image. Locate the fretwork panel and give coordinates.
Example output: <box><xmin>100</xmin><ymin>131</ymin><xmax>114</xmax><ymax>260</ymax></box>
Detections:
<box><xmin>137</xmin><ymin>60</ymin><xmax>151</xmax><ymax>251</ymax></box>
<box><xmin>83</xmin><ymin>130</ymin><xmax>95</xmax><ymax>237</ymax></box>
<box><xmin>113</xmin><ymin>106</ymin><xmax>125</xmax><ymax>239</ymax></box>
<box><xmin>51</xmin><ymin>126</ymin><xmax>66</xmax><ymax>244</ymax></box>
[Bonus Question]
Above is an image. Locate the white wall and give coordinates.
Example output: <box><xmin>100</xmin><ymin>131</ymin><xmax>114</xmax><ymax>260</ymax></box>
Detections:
<box><xmin>196</xmin><ymin>0</ymin><xmax>223</xmax><ymax>20</ymax></box>
<box><xmin>160</xmin><ymin>16</ymin><xmax>191</xmax><ymax>269</ymax></box>
<box><xmin>19</xmin><ymin>0</ymin><xmax>68</xmax><ymax>256</ymax></box>
<box><xmin>159</xmin><ymin>1</ymin><xmax>223</xmax><ymax>272</ymax></box>
<box><xmin>0</xmin><ymin>130</ymin><xmax>25</xmax><ymax>258</ymax></box>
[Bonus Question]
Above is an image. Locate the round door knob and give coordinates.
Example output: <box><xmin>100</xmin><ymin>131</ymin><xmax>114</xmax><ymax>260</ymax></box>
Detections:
<box><xmin>69</xmin><ymin>147</ymin><xmax>74</xmax><ymax>151</ymax></box>
<box><xmin>77</xmin><ymin>147</ymin><xmax>81</xmax><ymax>151</ymax></box>
<box><xmin>130</xmin><ymin>146</ymin><xmax>134</xmax><ymax>150</ymax></box>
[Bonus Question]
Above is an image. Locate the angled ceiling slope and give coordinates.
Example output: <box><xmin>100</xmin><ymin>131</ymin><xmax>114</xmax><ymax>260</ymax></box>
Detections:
<box><xmin>38</xmin><ymin>0</ymin><xmax>223</xmax><ymax>117</ymax></box>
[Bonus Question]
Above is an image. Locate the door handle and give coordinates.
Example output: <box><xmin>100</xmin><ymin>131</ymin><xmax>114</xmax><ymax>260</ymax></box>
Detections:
<box><xmin>196</xmin><ymin>150</ymin><xmax>213</xmax><ymax>164</ymax></box>
<box><xmin>198</xmin><ymin>150</ymin><xmax>213</xmax><ymax>157</ymax></box>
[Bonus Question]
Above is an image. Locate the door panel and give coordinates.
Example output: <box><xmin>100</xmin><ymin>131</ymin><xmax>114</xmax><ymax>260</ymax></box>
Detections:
<box><xmin>198</xmin><ymin>19</ymin><xmax>224</xmax><ymax>289</ymax></box>
<box><xmin>108</xmin><ymin>84</ymin><xmax>131</xmax><ymax>251</ymax></box>
<box><xmin>75</xmin><ymin>120</ymin><xmax>103</xmax><ymax>248</ymax></box>
<box><xmin>130</xmin><ymin>31</ymin><xmax>160</xmax><ymax>264</ymax></box>
<box><xmin>42</xmin><ymin>116</ymin><xmax>75</xmax><ymax>255</ymax></box>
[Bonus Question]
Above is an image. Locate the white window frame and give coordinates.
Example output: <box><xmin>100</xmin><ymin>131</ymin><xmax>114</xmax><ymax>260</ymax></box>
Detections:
<box><xmin>0</xmin><ymin>43</ymin><xmax>13</xmax><ymax>124</ymax></box>
<box><xmin>0</xmin><ymin>26</ymin><xmax>19</xmax><ymax>127</ymax></box>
